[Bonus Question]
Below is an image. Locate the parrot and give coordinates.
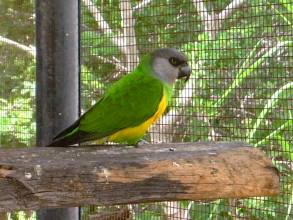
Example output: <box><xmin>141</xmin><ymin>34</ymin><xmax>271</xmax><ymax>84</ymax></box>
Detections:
<box><xmin>46</xmin><ymin>48</ymin><xmax>191</xmax><ymax>147</ymax></box>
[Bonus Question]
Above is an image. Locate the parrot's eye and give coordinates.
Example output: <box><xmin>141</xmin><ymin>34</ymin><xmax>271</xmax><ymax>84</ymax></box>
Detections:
<box><xmin>169</xmin><ymin>57</ymin><xmax>179</xmax><ymax>66</ymax></box>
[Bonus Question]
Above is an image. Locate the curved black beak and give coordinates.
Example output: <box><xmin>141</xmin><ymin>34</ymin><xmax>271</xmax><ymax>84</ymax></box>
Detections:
<box><xmin>177</xmin><ymin>63</ymin><xmax>191</xmax><ymax>82</ymax></box>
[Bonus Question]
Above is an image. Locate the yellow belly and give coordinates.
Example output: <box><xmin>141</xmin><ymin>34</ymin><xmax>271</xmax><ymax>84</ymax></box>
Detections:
<box><xmin>107</xmin><ymin>91</ymin><xmax>167</xmax><ymax>144</ymax></box>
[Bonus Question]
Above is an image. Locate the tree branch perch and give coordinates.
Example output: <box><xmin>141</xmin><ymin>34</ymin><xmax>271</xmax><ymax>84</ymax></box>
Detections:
<box><xmin>0</xmin><ymin>142</ymin><xmax>279</xmax><ymax>212</ymax></box>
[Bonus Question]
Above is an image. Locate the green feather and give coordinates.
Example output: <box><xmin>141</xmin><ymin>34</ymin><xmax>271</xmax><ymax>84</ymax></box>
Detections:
<box><xmin>48</xmin><ymin>53</ymin><xmax>173</xmax><ymax>146</ymax></box>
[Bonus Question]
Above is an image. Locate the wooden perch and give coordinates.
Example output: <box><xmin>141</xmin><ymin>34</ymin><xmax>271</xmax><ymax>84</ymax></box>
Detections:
<box><xmin>0</xmin><ymin>142</ymin><xmax>279</xmax><ymax>212</ymax></box>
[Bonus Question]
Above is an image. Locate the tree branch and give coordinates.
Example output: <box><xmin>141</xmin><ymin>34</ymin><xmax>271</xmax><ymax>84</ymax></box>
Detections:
<box><xmin>154</xmin><ymin>0</ymin><xmax>248</xmax><ymax>143</ymax></box>
<box><xmin>0</xmin><ymin>142</ymin><xmax>279</xmax><ymax>212</ymax></box>
<box><xmin>0</xmin><ymin>36</ymin><xmax>35</xmax><ymax>57</ymax></box>
<box><xmin>193</xmin><ymin>0</ymin><xmax>247</xmax><ymax>39</ymax></box>
<box><xmin>219</xmin><ymin>0</ymin><xmax>246</xmax><ymax>21</ymax></box>
<box><xmin>133</xmin><ymin>0</ymin><xmax>155</xmax><ymax>11</ymax></box>
<box><xmin>82</xmin><ymin>0</ymin><xmax>140</xmax><ymax>71</ymax></box>
<box><xmin>82</xmin><ymin>0</ymin><xmax>125</xmax><ymax>64</ymax></box>
<box><xmin>119</xmin><ymin>0</ymin><xmax>139</xmax><ymax>71</ymax></box>
<box><xmin>82</xmin><ymin>0</ymin><xmax>113</xmax><ymax>35</ymax></box>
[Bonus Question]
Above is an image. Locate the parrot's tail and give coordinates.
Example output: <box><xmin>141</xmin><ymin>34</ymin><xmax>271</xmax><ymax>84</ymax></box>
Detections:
<box><xmin>46</xmin><ymin>136</ymin><xmax>77</xmax><ymax>147</ymax></box>
<box><xmin>46</xmin><ymin>130</ymin><xmax>85</xmax><ymax>147</ymax></box>
<box><xmin>46</xmin><ymin>130</ymin><xmax>103</xmax><ymax>147</ymax></box>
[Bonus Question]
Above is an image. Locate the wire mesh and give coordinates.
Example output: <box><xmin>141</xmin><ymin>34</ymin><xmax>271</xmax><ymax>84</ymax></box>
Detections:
<box><xmin>0</xmin><ymin>1</ymin><xmax>35</xmax><ymax>149</ymax></box>
<box><xmin>0</xmin><ymin>0</ymin><xmax>36</xmax><ymax>218</ymax></box>
<box><xmin>80</xmin><ymin>0</ymin><xmax>293</xmax><ymax>219</ymax></box>
<box><xmin>0</xmin><ymin>0</ymin><xmax>292</xmax><ymax>219</ymax></box>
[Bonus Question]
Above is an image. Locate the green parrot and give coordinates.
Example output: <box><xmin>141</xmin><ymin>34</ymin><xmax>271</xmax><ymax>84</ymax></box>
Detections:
<box><xmin>47</xmin><ymin>48</ymin><xmax>191</xmax><ymax>147</ymax></box>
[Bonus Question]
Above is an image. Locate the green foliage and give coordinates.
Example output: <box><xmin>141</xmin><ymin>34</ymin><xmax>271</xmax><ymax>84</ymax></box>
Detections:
<box><xmin>2</xmin><ymin>210</ymin><xmax>36</xmax><ymax>220</ymax></box>
<box><xmin>0</xmin><ymin>0</ymin><xmax>35</xmax><ymax>148</ymax></box>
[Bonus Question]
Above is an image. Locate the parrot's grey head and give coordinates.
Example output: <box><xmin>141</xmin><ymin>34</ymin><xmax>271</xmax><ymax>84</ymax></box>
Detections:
<box><xmin>151</xmin><ymin>48</ymin><xmax>191</xmax><ymax>85</ymax></box>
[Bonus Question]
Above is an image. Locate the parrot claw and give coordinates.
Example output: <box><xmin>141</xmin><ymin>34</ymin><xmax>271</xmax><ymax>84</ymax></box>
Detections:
<box><xmin>134</xmin><ymin>139</ymin><xmax>150</xmax><ymax>147</ymax></box>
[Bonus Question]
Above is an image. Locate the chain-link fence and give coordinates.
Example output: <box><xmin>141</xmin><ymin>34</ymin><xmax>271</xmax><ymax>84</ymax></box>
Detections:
<box><xmin>1</xmin><ymin>0</ymin><xmax>293</xmax><ymax>219</ymax></box>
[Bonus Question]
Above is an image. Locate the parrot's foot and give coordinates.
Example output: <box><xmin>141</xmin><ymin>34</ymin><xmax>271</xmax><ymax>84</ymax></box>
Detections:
<box><xmin>135</xmin><ymin>139</ymin><xmax>150</xmax><ymax>147</ymax></box>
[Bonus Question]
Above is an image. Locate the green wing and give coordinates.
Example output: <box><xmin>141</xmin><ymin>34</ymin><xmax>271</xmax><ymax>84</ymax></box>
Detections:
<box><xmin>48</xmin><ymin>70</ymin><xmax>164</xmax><ymax>146</ymax></box>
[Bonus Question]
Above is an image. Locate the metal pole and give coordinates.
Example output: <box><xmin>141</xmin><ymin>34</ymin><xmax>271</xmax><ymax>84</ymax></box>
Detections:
<box><xmin>36</xmin><ymin>0</ymin><xmax>79</xmax><ymax>219</ymax></box>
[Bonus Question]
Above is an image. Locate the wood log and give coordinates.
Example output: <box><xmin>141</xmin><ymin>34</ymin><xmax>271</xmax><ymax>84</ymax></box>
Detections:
<box><xmin>0</xmin><ymin>142</ymin><xmax>279</xmax><ymax>212</ymax></box>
